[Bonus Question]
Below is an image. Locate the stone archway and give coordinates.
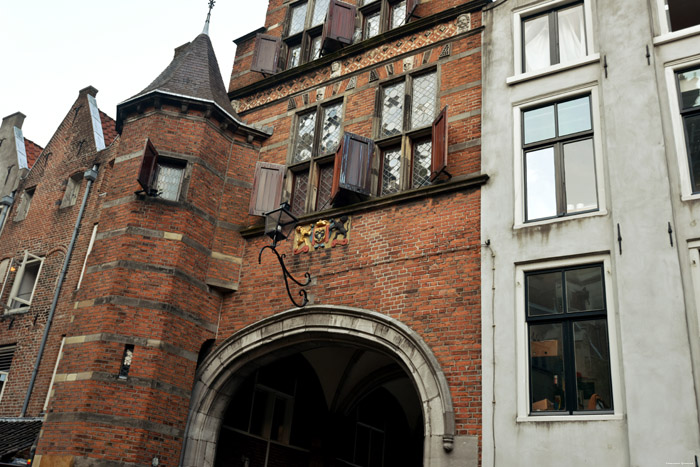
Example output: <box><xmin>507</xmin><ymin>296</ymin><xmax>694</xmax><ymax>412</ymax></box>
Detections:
<box><xmin>180</xmin><ymin>305</ymin><xmax>460</xmax><ymax>467</ymax></box>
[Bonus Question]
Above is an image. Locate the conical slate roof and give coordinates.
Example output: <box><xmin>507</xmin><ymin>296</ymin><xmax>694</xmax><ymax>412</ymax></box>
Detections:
<box><xmin>132</xmin><ymin>33</ymin><xmax>239</xmax><ymax>119</ymax></box>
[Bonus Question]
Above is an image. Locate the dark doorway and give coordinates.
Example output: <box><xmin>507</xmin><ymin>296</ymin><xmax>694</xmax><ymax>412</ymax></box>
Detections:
<box><xmin>214</xmin><ymin>345</ymin><xmax>423</xmax><ymax>467</ymax></box>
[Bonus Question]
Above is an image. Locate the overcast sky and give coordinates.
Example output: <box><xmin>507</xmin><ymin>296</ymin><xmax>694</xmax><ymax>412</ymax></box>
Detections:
<box><xmin>0</xmin><ymin>1</ymin><xmax>269</xmax><ymax>147</ymax></box>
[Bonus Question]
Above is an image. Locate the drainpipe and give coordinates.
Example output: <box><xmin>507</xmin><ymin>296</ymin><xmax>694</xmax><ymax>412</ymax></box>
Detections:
<box><xmin>20</xmin><ymin>165</ymin><xmax>98</xmax><ymax>417</ymax></box>
<box><xmin>0</xmin><ymin>194</ymin><xmax>14</xmax><ymax>234</ymax></box>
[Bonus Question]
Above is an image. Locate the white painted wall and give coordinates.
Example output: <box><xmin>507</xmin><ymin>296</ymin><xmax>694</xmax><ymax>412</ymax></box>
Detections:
<box><xmin>481</xmin><ymin>0</ymin><xmax>700</xmax><ymax>465</ymax></box>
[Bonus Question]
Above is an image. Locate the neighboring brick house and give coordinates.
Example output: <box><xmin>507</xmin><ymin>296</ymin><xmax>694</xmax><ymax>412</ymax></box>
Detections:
<box><xmin>0</xmin><ymin>0</ymin><xmax>487</xmax><ymax>465</ymax></box>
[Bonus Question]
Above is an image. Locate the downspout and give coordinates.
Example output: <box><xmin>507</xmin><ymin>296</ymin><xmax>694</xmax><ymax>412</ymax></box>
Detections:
<box><xmin>20</xmin><ymin>165</ymin><xmax>98</xmax><ymax>417</ymax></box>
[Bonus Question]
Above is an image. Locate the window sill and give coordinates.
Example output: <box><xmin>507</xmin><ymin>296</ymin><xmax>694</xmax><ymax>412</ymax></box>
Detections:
<box><xmin>514</xmin><ymin>208</ymin><xmax>607</xmax><ymax>230</ymax></box>
<box><xmin>681</xmin><ymin>192</ymin><xmax>700</xmax><ymax>202</ymax></box>
<box><xmin>516</xmin><ymin>413</ymin><xmax>623</xmax><ymax>423</ymax></box>
<box><xmin>653</xmin><ymin>25</ymin><xmax>700</xmax><ymax>46</ymax></box>
<box><xmin>506</xmin><ymin>54</ymin><xmax>601</xmax><ymax>86</ymax></box>
<box><xmin>3</xmin><ymin>308</ymin><xmax>30</xmax><ymax>316</ymax></box>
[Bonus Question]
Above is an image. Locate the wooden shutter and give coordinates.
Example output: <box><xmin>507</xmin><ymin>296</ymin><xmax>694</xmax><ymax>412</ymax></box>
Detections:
<box><xmin>668</xmin><ymin>0</ymin><xmax>700</xmax><ymax>32</ymax></box>
<box><xmin>331</xmin><ymin>132</ymin><xmax>374</xmax><ymax>204</ymax></box>
<box><xmin>137</xmin><ymin>138</ymin><xmax>158</xmax><ymax>193</ymax></box>
<box><xmin>406</xmin><ymin>0</ymin><xmax>419</xmax><ymax>22</ymax></box>
<box><xmin>251</xmin><ymin>34</ymin><xmax>282</xmax><ymax>74</ymax></box>
<box><xmin>322</xmin><ymin>0</ymin><xmax>357</xmax><ymax>53</ymax></box>
<box><xmin>431</xmin><ymin>105</ymin><xmax>449</xmax><ymax>181</ymax></box>
<box><xmin>249</xmin><ymin>162</ymin><xmax>286</xmax><ymax>216</ymax></box>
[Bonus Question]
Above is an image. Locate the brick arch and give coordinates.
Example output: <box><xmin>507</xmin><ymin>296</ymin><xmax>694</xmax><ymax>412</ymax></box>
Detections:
<box><xmin>180</xmin><ymin>305</ymin><xmax>456</xmax><ymax>467</ymax></box>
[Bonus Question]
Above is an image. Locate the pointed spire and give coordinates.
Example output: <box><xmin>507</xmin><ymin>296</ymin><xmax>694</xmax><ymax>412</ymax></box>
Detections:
<box><xmin>202</xmin><ymin>0</ymin><xmax>215</xmax><ymax>35</ymax></box>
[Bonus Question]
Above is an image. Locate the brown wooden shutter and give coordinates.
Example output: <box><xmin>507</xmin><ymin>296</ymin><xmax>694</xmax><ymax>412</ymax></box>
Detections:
<box><xmin>431</xmin><ymin>105</ymin><xmax>448</xmax><ymax>181</ymax></box>
<box><xmin>251</xmin><ymin>34</ymin><xmax>281</xmax><ymax>74</ymax></box>
<box><xmin>249</xmin><ymin>162</ymin><xmax>286</xmax><ymax>216</ymax></box>
<box><xmin>322</xmin><ymin>0</ymin><xmax>357</xmax><ymax>53</ymax></box>
<box><xmin>137</xmin><ymin>138</ymin><xmax>158</xmax><ymax>193</ymax></box>
<box><xmin>406</xmin><ymin>0</ymin><xmax>419</xmax><ymax>22</ymax></box>
<box><xmin>331</xmin><ymin>132</ymin><xmax>374</xmax><ymax>204</ymax></box>
<box><xmin>667</xmin><ymin>0</ymin><xmax>700</xmax><ymax>32</ymax></box>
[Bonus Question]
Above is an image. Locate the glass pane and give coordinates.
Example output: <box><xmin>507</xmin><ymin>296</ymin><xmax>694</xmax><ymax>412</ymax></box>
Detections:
<box><xmin>411</xmin><ymin>72</ymin><xmax>437</xmax><ymax>129</ymax></box>
<box><xmin>294</xmin><ymin>112</ymin><xmax>316</xmax><ymax>163</ymax></box>
<box><xmin>292</xmin><ymin>171</ymin><xmax>309</xmax><ymax>215</ymax></box>
<box><xmin>667</xmin><ymin>0</ymin><xmax>700</xmax><ymax>32</ymax></box>
<box><xmin>250</xmin><ymin>389</ymin><xmax>271</xmax><ymax>437</ymax></box>
<box><xmin>361</xmin><ymin>0</ymin><xmax>379</xmax><ymax>5</ymax></box>
<box><xmin>684</xmin><ymin>113</ymin><xmax>700</xmax><ymax>193</ymax></box>
<box><xmin>320</xmin><ymin>103</ymin><xmax>342</xmax><ymax>153</ymax></box>
<box><xmin>288</xmin><ymin>45</ymin><xmax>302</xmax><ymax>69</ymax></box>
<box><xmin>381</xmin><ymin>148</ymin><xmax>402</xmax><ymax>195</ymax></box>
<box><xmin>573</xmin><ymin>319</ymin><xmax>612</xmax><ymax>411</ymax></box>
<box><xmin>316</xmin><ymin>164</ymin><xmax>334</xmax><ymax>210</ymax></box>
<box><xmin>523</xmin><ymin>105</ymin><xmax>555</xmax><ymax>144</ymax></box>
<box><xmin>381</xmin><ymin>82</ymin><xmax>405</xmax><ymax>137</ymax></box>
<box><xmin>566</xmin><ymin>266</ymin><xmax>604</xmax><ymax>312</ymax></box>
<box><xmin>391</xmin><ymin>0</ymin><xmax>407</xmax><ymax>29</ymax></box>
<box><xmin>311</xmin><ymin>36</ymin><xmax>323</xmax><ymax>61</ymax></box>
<box><xmin>523</xmin><ymin>14</ymin><xmax>551</xmax><ymax>72</ymax></box>
<box><xmin>270</xmin><ymin>396</ymin><xmax>288</xmax><ymax>441</ymax></box>
<box><xmin>678</xmin><ymin>67</ymin><xmax>700</xmax><ymax>110</ymax></box>
<box><xmin>412</xmin><ymin>139</ymin><xmax>432</xmax><ymax>189</ymax></box>
<box><xmin>558</xmin><ymin>96</ymin><xmax>591</xmax><ymax>136</ymax></box>
<box><xmin>525</xmin><ymin>147</ymin><xmax>557</xmax><ymax>220</ymax></box>
<box><xmin>155</xmin><ymin>164</ymin><xmax>183</xmax><ymax>201</ymax></box>
<box><xmin>529</xmin><ymin>323</ymin><xmax>566</xmax><ymax>412</ymax></box>
<box><xmin>370</xmin><ymin>430</ymin><xmax>385</xmax><ymax>466</ymax></box>
<box><xmin>557</xmin><ymin>4</ymin><xmax>586</xmax><ymax>64</ymax></box>
<box><xmin>312</xmin><ymin>0</ymin><xmax>330</xmax><ymax>26</ymax></box>
<box><xmin>527</xmin><ymin>271</ymin><xmax>563</xmax><ymax>316</ymax></box>
<box><xmin>365</xmin><ymin>12</ymin><xmax>380</xmax><ymax>39</ymax></box>
<box><xmin>289</xmin><ymin>3</ymin><xmax>308</xmax><ymax>35</ymax></box>
<box><xmin>564</xmin><ymin>138</ymin><xmax>597</xmax><ymax>214</ymax></box>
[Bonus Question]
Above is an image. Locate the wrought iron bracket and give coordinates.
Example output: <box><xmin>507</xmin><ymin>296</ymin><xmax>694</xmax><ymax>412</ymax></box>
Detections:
<box><xmin>259</xmin><ymin>245</ymin><xmax>312</xmax><ymax>307</ymax></box>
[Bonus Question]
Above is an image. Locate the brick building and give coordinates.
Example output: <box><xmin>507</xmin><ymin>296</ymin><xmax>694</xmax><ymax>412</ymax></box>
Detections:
<box><xmin>0</xmin><ymin>0</ymin><xmax>487</xmax><ymax>466</ymax></box>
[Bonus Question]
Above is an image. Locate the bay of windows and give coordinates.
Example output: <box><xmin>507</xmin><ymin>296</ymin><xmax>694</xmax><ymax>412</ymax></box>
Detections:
<box><xmin>290</xmin><ymin>101</ymin><xmax>343</xmax><ymax>214</ymax></box>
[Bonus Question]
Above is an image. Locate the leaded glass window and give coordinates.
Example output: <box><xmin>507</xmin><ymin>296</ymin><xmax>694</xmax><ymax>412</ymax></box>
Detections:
<box><xmin>365</xmin><ymin>12</ymin><xmax>381</xmax><ymax>38</ymax></box>
<box><xmin>155</xmin><ymin>162</ymin><xmax>184</xmax><ymax>201</ymax></box>
<box><xmin>411</xmin><ymin>72</ymin><xmax>437</xmax><ymax>129</ymax></box>
<box><xmin>412</xmin><ymin>139</ymin><xmax>432</xmax><ymax>188</ymax></box>
<box><xmin>294</xmin><ymin>112</ymin><xmax>317</xmax><ymax>163</ymax></box>
<box><xmin>320</xmin><ymin>103</ymin><xmax>343</xmax><ymax>154</ymax></box>
<box><xmin>289</xmin><ymin>3</ymin><xmax>308</xmax><ymax>35</ymax></box>
<box><xmin>381</xmin><ymin>148</ymin><xmax>402</xmax><ymax>195</ymax></box>
<box><xmin>381</xmin><ymin>82</ymin><xmax>405</xmax><ymax>138</ymax></box>
<box><xmin>312</xmin><ymin>0</ymin><xmax>330</xmax><ymax>26</ymax></box>
<box><xmin>391</xmin><ymin>0</ymin><xmax>407</xmax><ymax>29</ymax></box>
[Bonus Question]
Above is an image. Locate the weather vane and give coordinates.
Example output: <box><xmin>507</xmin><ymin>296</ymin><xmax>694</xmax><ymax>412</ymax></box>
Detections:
<box><xmin>203</xmin><ymin>0</ymin><xmax>216</xmax><ymax>35</ymax></box>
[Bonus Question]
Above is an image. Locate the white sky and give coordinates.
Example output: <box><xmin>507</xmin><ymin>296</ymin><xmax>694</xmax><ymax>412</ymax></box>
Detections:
<box><xmin>0</xmin><ymin>0</ymin><xmax>269</xmax><ymax>147</ymax></box>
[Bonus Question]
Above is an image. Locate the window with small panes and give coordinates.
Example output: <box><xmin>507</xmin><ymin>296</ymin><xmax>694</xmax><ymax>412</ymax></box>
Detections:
<box><xmin>359</xmin><ymin>0</ymin><xmax>419</xmax><ymax>40</ymax></box>
<box><xmin>376</xmin><ymin>69</ymin><xmax>439</xmax><ymax>195</ymax></box>
<box><xmin>288</xmin><ymin>101</ymin><xmax>344</xmax><ymax>215</ymax></box>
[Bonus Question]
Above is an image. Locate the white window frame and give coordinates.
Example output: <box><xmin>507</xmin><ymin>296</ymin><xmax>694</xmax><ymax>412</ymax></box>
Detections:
<box><xmin>43</xmin><ymin>336</ymin><xmax>66</xmax><ymax>412</ymax></box>
<box><xmin>509</xmin><ymin>0</ymin><xmax>598</xmax><ymax>84</ymax></box>
<box><xmin>513</xmin><ymin>85</ymin><xmax>607</xmax><ymax>228</ymax></box>
<box><xmin>515</xmin><ymin>254</ymin><xmax>624</xmax><ymax>422</ymax></box>
<box><xmin>665</xmin><ymin>56</ymin><xmax>700</xmax><ymax>201</ymax></box>
<box><xmin>6</xmin><ymin>251</ymin><xmax>45</xmax><ymax>313</ymax></box>
<box><xmin>77</xmin><ymin>224</ymin><xmax>98</xmax><ymax>290</ymax></box>
<box><xmin>0</xmin><ymin>370</ymin><xmax>8</xmax><ymax>403</ymax></box>
<box><xmin>689</xmin><ymin>240</ymin><xmax>700</xmax><ymax>336</ymax></box>
<box><xmin>654</xmin><ymin>0</ymin><xmax>700</xmax><ymax>44</ymax></box>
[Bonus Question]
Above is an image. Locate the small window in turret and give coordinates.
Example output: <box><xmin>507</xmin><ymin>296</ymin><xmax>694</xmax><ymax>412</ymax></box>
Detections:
<box><xmin>154</xmin><ymin>160</ymin><xmax>186</xmax><ymax>202</ymax></box>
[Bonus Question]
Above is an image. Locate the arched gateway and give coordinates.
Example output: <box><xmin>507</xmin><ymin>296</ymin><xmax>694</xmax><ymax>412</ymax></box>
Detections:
<box><xmin>181</xmin><ymin>306</ymin><xmax>457</xmax><ymax>467</ymax></box>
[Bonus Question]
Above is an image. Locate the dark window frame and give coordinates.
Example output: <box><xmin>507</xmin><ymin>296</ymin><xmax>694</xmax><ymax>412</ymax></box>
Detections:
<box><xmin>525</xmin><ymin>263</ymin><xmax>613</xmax><ymax>416</ymax></box>
<box><xmin>521</xmin><ymin>94</ymin><xmax>598</xmax><ymax>222</ymax></box>
<box><xmin>376</xmin><ymin>68</ymin><xmax>438</xmax><ymax>195</ymax></box>
<box><xmin>521</xmin><ymin>1</ymin><xmax>587</xmax><ymax>73</ymax></box>
<box><xmin>283</xmin><ymin>0</ymin><xmax>331</xmax><ymax>69</ymax></box>
<box><xmin>676</xmin><ymin>65</ymin><xmax>700</xmax><ymax>194</ymax></box>
<box><xmin>288</xmin><ymin>99</ymin><xmax>345</xmax><ymax>215</ymax></box>
<box><xmin>359</xmin><ymin>0</ymin><xmax>417</xmax><ymax>40</ymax></box>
